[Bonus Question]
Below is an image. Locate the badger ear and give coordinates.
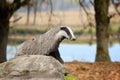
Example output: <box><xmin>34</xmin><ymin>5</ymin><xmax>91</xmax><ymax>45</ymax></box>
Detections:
<box><xmin>60</xmin><ymin>26</ymin><xmax>67</xmax><ymax>30</ymax></box>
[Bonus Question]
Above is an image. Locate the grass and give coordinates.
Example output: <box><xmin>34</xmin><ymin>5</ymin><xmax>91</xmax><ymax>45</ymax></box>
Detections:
<box><xmin>8</xmin><ymin>22</ymin><xmax>120</xmax><ymax>45</ymax></box>
<box><xmin>110</xmin><ymin>23</ymin><xmax>120</xmax><ymax>33</ymax></box>
<box><xmin>9</xmin><ymin>24</ymin><xmax>96</xmax><ymax>35</ymax></box>
<box><xmin>9</xmin><ymin>25</ymin><xmax>96</xmax><ymax>45</ymax></box>
<box><xmin>65</xmin><ymin>75</ymin><xmax>76</xmax><ymax>80</ymax></box>
<box><xmin>10</xmin><ymin>28</ymin><xmax>46</xmax><ymax>35</ymax></box>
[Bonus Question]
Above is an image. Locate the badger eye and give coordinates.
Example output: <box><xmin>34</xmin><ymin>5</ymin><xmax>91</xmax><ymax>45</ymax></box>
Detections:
<box><xmin>61</xmin><ymin>36</ymin><xmax>65</xmax><ymax>41</ymax></box>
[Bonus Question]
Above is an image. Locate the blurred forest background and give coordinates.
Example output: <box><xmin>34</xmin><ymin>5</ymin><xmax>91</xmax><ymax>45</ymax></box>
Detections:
<box><xmin>0</xmin><ymin>0</ymin><xmax>120</xmax><ymax>63</ymax></box>
<box><xmin>8</xmin><ymin>0</ymin><xmax>120</xmax><ymax>45</ymax></box>
<box><xmin>0</xmin><ymin>1</ymin><xmax>120</xmax><ymax>79</ymax></box>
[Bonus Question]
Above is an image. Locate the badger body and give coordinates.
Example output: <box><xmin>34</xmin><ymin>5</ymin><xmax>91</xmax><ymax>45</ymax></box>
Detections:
<box><xmin>16</xmin><ymin>26</ymin><xmax>76</xmax><ymax>63</ymax></box>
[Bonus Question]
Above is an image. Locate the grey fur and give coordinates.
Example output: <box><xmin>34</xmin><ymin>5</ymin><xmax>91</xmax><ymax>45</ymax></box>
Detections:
<box><xmin>15</xmin><ymin>26</ymin><xmax>75</xmax><ymax>63</ymax></box>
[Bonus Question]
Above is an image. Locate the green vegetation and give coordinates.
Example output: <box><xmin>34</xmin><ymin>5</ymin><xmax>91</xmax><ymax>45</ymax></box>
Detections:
<box><xmin>65</xmin><ymin>75</ymin><xmax>76</xmax><ymax>80</ymax></box>
<box><xmin>8</xmin><ymin>24</ymin><xmax>120</xmax><ymax>45</ymax></box>
<box><xmin>110</xmin><ymin>24</ymin><xmax>120</xmax><ymax>32</ymax></box>
<box><xmin>9</xmin><ymin>23</ymin><xmax>120</xmax><ymax>35</ymax></box>
<box><xmin>10</xmin><ymin>28</ymin><xmax>47</xmax><ymax>35</ymax></box>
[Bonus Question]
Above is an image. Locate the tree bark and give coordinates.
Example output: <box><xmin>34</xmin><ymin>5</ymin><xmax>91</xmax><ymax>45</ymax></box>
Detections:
<box><xmin>0</xmin><ymin>21</ymin><xmax>9</xmax><ymax>63</ymax></box>
<box><xmin>0</xmin><ymin>4</ymin><xmax>10</xmax><ymax>63</ymax></box>
<box><xmin>0</xmin><ymin>0</ymin><xmax>30</xmax><ymax>63</ymax></box>
<box><xmin>94</xmin><ymin>0</ymin><xmax>111</xmax><ymax>61</ymax></box>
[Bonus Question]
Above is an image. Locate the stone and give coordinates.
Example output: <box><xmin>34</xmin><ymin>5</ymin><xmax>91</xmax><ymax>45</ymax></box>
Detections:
<box><xmin>0</xmin><ymin>55</ymin><xmax>66</xmax><ymax>80</ymax></box>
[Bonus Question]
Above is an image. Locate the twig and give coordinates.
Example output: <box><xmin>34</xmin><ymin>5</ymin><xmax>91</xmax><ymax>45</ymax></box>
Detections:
<box><xmin>10</xmin><ymin>16</ymin><xmax>22</xmax><ymax>23</ymax></box>
<box><xmin>111</xmin><ymin>0</ymin><xmax>120</xmax><ymax>16</ymax></box>
<box><xmin>79</xmin><ymin>0</ymin><xmax>94</xmax><ymax>27</ymax></box>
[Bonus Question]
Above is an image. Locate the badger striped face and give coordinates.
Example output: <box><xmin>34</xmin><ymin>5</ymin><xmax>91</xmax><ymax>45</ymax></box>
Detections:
<box><xmin>56</xmin><ymin>26</ymin><xmax>76</xmax><ymax>41</ymax></box>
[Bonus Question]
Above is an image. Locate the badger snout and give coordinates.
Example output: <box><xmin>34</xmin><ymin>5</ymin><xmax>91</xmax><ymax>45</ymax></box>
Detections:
<box><xmin>69</xmin><ymin>36</ymin><xmax>76</xmax><ymax>41</ymax></box>
<box><xmin>71</xmin><ymin>37</ymin><xmax>76</xmax><ymax>41</ymax></box>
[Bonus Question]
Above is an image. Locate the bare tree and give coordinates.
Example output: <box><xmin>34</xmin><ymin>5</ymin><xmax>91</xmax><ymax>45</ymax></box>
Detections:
<box><xmin>33</xmin><ymin>0</ymin><xmax>38</xmax><ymax>25</ymax></box>
<box><xmin>79</xmin><ymin>0</ymin><xmax>116</xmax><ymax>61</ymax></box>
<box><xmin>26</xmin><ymin>3</ymin><xmax>31</xmax><ymax>25</ymax></box>
<box><xmin>48</xmin><ymin>0</ymin><xmax>53</xmax><ymax>22</ymax></box>
<box><xmin>0</xmin><ymin>0</ymin><xmax>31</xmax><ymax>63</ymax></box>
<box><xmin>94</xmin><ymin>0</ymin><xmax>111</xmax><ymax>61</ymax></box>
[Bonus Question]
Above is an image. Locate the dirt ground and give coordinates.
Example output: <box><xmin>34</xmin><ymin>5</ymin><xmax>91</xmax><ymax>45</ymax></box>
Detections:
<box><xmin>65</xmin><ymin>61</ymin><xmax>120</xmax><ymax>80</ymax></box>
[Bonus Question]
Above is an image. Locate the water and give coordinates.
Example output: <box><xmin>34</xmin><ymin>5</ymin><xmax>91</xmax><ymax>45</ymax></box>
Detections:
<box><xmin>59</xmin><ymin>44</ymin><xmax>96</xmax><ymax>62</ymax></box>
<box><xmin>7</xmin><ymin>44</ymin><xmax>120</xmax><ymax>62</ymax></box>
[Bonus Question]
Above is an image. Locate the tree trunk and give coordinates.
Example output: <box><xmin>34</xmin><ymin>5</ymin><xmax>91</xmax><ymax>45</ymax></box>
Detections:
<box><xmin>26</xmin><ymin>4</ymin><xmax>30</xmax><ymax>25</ymax></box>
<box><xmin>94</xmin><ymin>0</ymin><xmax>111</xmax><ymax>61</ymax></box>
<box><xmin>0</xmin><ymin>0</ymin><xmax>31</xmax><ymax>63</ymax></box>
<box><xmin>33</xmin><ymin>0</ymin><xmax>38</xmax><ymax>25</ymax></box>
<box><xmin>0</xmin><ymin>21</ymin><xmax>9</xmax><ymax>63</ymax></box>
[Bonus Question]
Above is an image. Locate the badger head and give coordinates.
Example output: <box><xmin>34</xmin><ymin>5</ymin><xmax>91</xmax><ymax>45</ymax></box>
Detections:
<box><xmin>56</xmin><ymin>26</ymin><xmax>76</xmax><ymax>42</ymax></box>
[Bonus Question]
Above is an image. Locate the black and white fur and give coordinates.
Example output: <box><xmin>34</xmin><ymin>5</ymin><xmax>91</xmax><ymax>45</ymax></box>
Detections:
<box><xmin>15</xmin><ymin>26</ymin><xmax>76</xmax><ymax>63</ymax></box>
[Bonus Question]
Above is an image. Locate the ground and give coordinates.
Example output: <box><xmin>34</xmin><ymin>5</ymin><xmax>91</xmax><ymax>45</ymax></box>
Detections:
<box><xmin>65</xmin><ymin>61</ymin><xmax>120</xmax><ymax>80</ymax></box>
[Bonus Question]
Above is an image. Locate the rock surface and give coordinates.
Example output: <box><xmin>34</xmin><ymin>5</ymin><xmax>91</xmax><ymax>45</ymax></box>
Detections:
<box><xmin>0</xmin><ymin>55</ymin><xmax>66</xmax><ymax>80</ymax></box>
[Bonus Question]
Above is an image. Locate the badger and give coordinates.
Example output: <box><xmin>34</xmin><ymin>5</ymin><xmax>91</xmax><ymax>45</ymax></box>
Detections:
<box><xmin>15</xmin><ymin>26</ymin><xmax>76</xmax><ymax>63</ymax></box>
